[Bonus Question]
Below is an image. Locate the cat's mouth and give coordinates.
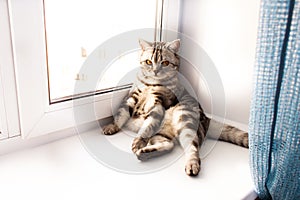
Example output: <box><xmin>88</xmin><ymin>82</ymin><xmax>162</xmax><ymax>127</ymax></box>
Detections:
<box><xmin>142</xmin><ymin>70</ymin><xmax>159</xmax><ymax>77</ymax></box>
<box><xmin>144</xmin><ymin>70</ymin><xmax>170</xmax><ymax>78</ymax></box>
<box><xmin>150</xmin><ymin>70</ymin><xmax>160</xmax><ymax>77</ymax></box>
<box><xmin>145</xmin><ymin>72</ymin><xmax>166</xmax><ymax>79</ymax></box>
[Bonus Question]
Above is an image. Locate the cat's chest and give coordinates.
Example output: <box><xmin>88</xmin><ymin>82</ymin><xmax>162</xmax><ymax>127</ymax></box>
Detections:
<box><xmin>136</xmin><ymin>86</ymin><xmax>178</xmax><ymax>110</ymax></box>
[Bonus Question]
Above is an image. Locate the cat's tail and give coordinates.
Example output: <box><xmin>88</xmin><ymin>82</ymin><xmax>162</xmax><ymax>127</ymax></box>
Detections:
<box><xmin>207</xmin><ymin>119</ymin><xmax>249</xmax><ymax>148</ymax></box>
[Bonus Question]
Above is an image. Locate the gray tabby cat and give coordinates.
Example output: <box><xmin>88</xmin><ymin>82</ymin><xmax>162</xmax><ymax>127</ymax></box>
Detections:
<box><xmin>102</xmin><ymin>39</ymin><xmax>248</xmax><ymax>176</ymax></box>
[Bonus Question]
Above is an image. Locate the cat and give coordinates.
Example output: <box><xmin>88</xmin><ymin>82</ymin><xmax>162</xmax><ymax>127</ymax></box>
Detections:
<box><xmin>102</xmin><ymin>39</ymin><xmax>248</xmax><ymax>176</ymax></box>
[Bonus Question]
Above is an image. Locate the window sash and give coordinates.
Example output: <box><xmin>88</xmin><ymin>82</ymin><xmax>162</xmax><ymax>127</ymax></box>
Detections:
<box><xmin>0</xmin><ymin>0</ymin><xmax>20</xmax><ymax>139</ymax></box>
<box><xmin>9</xmin><ymin>0</ymin><xmax>179</xmax><ymax>139</ymax></box>
<box><xmin>0</xmin><ymin>83</ymin><xmax>8</xmax><ymax>140</ymax></box>
<box><xmin>43</xmin><ymin>0</ymin><xmax>158</xmax><ymax>102</ymax></box>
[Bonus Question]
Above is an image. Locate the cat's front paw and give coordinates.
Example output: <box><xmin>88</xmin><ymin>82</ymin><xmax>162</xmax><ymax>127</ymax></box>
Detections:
<box><xmin>185</xmin><ymin>158</ymin><xmax>201</xmax><ymax>176</ymax></box>
<box><xmin>102</xmin><ymin>123</ymin><xmax>120</xmax><ymax>135</ymax></box>
<box><xmin>132</xmin><ymin>137</ymin><xmax>148</xmax><ymax>154</ymax></box>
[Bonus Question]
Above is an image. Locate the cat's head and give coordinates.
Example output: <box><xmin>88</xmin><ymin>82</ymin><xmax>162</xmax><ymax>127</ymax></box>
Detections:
<box><xmin>139</xmin><ymin>39</ymin><xmax>180</xmax><ymax>79</ymax></box>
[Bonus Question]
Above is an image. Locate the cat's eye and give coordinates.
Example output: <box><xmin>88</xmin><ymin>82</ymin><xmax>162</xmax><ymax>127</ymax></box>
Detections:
<box><xmin>161</xmin><ymin>61</ymin><xmax>170</xmax><ymax>66</ymax></box>
<box><xmin>145</xmin><ymin>59</ymin><xmax>152</xmax><ymax>65</ymax></box>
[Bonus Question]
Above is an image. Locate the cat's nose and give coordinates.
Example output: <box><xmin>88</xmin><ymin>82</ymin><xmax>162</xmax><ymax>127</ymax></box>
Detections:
<box><xmin>153</xmin><ymin>70</ymin><xmax>158</xmax><ymax>76</ymax></box>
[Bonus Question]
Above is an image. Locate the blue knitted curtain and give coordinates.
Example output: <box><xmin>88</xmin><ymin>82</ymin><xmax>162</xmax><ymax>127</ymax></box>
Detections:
<box><xmin>249</xmin><ymin>0</ymin><xmax>300</xmax><ymax>199</ymax></box>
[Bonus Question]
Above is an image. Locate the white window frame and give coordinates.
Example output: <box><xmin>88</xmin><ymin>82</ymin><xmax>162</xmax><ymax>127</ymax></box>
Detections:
<box><xmin>0</xmin><ymin>83</ymin><xmax>8</xmax><ymax>140</ymax></box>
<box><xmin>0</xmin><ymin>0</ymin><xmax>20</xmax><ymax>140</ymax></box>
<box><xmin>8</xmin><ymin>0</ymin><xmax>179</xmax><ymax>139</ymax></box>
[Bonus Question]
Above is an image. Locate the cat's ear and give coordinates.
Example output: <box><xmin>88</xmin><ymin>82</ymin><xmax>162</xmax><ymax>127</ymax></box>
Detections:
<box><xmin>139</xmin><ymin>39</ymin><xmax>152</xmax><ymax>51</ymax></box>
<box><xmin>166</xmin><ymin>39</ymin><xmax>180</xmax><ymax>53</ymax></box>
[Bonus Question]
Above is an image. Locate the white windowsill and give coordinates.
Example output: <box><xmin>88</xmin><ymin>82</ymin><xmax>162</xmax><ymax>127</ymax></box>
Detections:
<box><xmin>0</xmin><ymin>127</ymin><xmax>256</xmax><ymax>200</ymax></box>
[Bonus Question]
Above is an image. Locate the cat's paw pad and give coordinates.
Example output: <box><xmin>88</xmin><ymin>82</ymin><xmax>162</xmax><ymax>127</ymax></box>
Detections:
<box><xmin>135</xmin><ymin>149</ymin><xmax>149</xmax><ymax>161</ymax></box>
<box><xmin>185</xmin><ymin>158</ymin><xmax>201</xmax><ymax>176</ymax></box>
<box><xmin>136</xmin><ymin>146</ymin><xmax>173</xmax><ymax>161</ymax></box>
<box><xmin>102</xmin><ymin>124</ymin><xmax>120</xmax><ymax>135</ymax></box>
<box><xmin>132</xmin><ymin>137</ymin><xmax>148</xmax><ymax>154</ymax></box>
<box><xmin>135</xmin><ymin>147</ymin><xmax>156</xmax><ymax>161</ymax></box>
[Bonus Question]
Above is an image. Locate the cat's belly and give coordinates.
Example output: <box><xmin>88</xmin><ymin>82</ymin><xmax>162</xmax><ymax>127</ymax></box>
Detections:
<box><xmin>124</xmin><ymin>117</ymin><xmax>145</xmax><ymax>133</ymax></box>
<box><xmin>123</xmin><ymin>110</ymin><xmax>174</xmax><ymax>135</ymax></box>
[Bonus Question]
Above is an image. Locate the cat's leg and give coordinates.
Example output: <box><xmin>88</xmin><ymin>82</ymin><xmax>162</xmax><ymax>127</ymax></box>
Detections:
<box><xmin>172</xmin><ymin>102</ymin><xmax>204</xmax><ymax>176</ymax></box>
<box><xmin>178</xmin><ymin>129</ymin><xmax>201</xmax><ymax>176</ymax></box>
<box><xmin>132</xmin><ymin>104</ymin><xmax>165</xmax><ymax>153</ymax></box>
<box><xmin>135</xmin><ymin>134</ymin><xmax>175</xmax><ymax>161</ymax></box>
<box><xmin>180</xmin><ymin>114</ymin><xmax>208</xmax><ymax>176</ymax></box>
<box><xmin>102</xmin><ymin>96</ymin><xmax>135</xmax><ymax>135</ymax></box>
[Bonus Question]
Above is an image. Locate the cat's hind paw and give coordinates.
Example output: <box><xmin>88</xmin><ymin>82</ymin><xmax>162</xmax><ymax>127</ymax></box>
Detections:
<box><xmin>135</xmin><ymin>146</ymin><xmax>157</xmax><ymax>161</ymax></box>
<box><xmin>102</xmin><ymin>123</ymin><xmax>120</xmax><ymax>135</ymax></box>
<box><xmin>132</xmin><ymin>137</ymin><xmax>148</xmax><ymax>154</ymax></box>
<box><xmin>135</xmin><ymin>147</ymin><xmax>170</xmax><ymax>161</ymax></box>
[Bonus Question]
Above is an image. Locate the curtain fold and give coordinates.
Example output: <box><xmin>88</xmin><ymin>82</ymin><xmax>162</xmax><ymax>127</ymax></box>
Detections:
<box><xmin>249</xmin><ymin>0</ymin><xmax>300</xmax><ymax>199</ymax></box>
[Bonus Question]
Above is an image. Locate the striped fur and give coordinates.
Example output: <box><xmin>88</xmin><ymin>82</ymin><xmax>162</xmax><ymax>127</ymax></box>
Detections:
<box><xmin>207</xmin><ymin>119</ymin><xmax>249</xmax><ymax>148</ymax></box>
<box><xmin>102</xmin><ymin>39</ymin><xmax>248</xmax><ymax>176</ymax></box>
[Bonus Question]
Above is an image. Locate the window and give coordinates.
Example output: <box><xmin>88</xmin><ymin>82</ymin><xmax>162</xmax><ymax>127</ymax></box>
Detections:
<box><xmin>44</xmin><ymin>0</ymin><xmax>156</xmax><ymax>102</ymax></box>
<box><xmin>0</xmin><ymin>90</ymin><xmax>8</xmax><ymax>140</ymax></box>
<box><xmin>0</xmin><ymin>0</ymin><xmax>20</xmax><ymax>139</ymax></box>
<box><xmin>5</xmin><ymin>0</ymin><xmax>179</xmax><ymax>139</ymax></box>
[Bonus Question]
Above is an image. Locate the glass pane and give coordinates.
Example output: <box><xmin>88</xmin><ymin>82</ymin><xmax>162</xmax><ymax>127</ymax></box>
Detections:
<box><xmin>44</xmin><ymin>0</ymin><xmax>155</xmax><ymax>102</ymax></box>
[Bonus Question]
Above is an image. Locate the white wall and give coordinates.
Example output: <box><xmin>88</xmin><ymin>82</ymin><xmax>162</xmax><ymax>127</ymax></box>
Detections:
<box><xmin>179</xmin><ymin>0</ymin><xmax>260</xmax><ymax>126</ymax></box>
